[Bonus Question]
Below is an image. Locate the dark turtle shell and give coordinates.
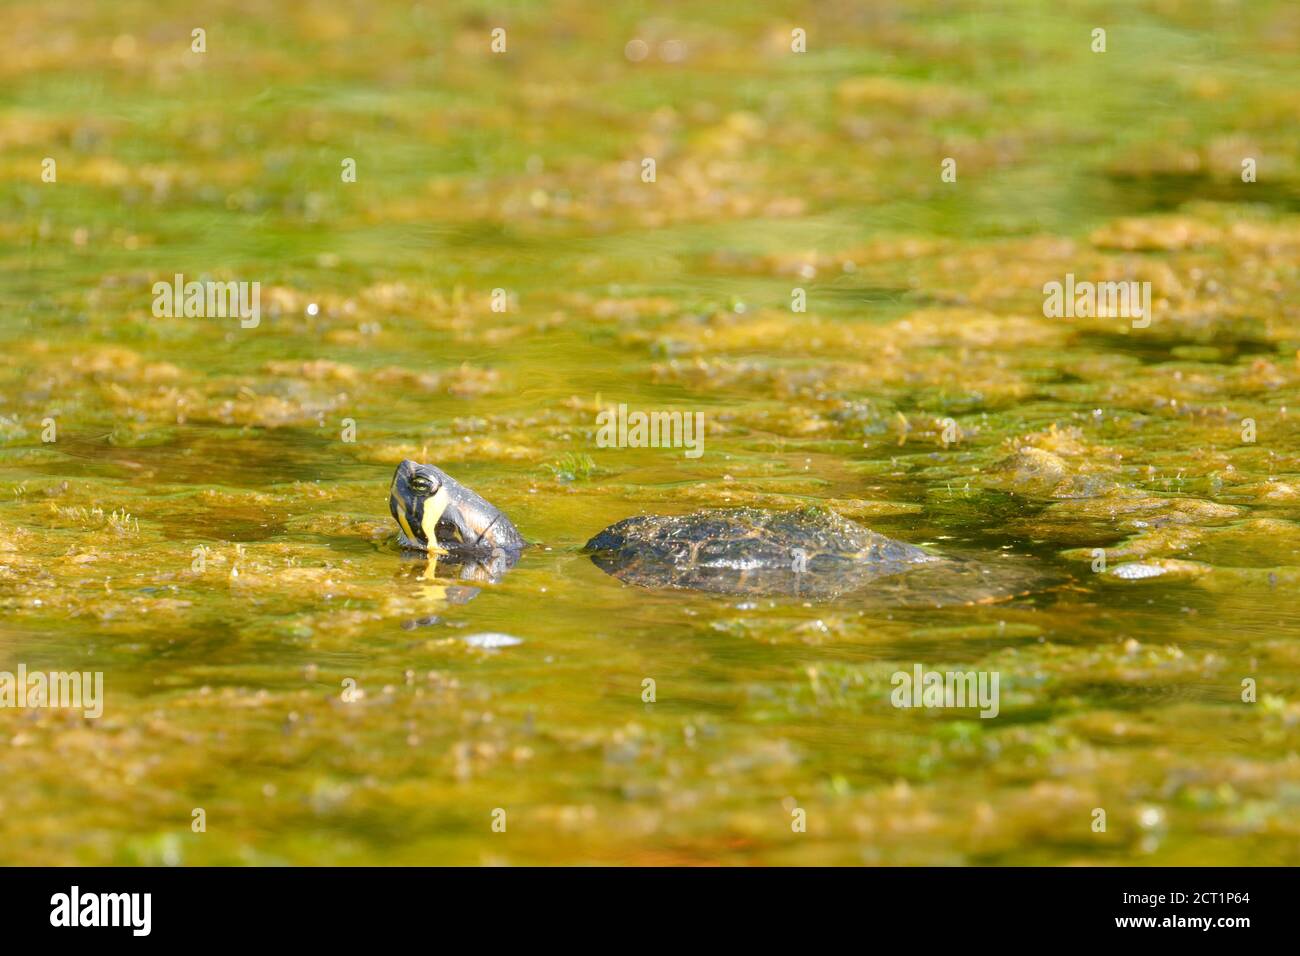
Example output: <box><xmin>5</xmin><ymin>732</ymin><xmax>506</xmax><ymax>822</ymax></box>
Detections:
<box><xmin>583</xmin><ymin>507</ymin><xmax>1045</xmax><ymax>606</ymax></box>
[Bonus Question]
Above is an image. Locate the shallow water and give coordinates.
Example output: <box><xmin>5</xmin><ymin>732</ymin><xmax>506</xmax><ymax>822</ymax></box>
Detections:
<box><xmin>1</xmin><ymin>1</ymin><xmax>1299</xmax><ymax>865</ymax></box>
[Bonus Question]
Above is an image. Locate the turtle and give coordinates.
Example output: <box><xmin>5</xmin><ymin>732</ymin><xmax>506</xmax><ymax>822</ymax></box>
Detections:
<box><xmin>388</xmin><ymin>459</ymin><xmax>525</xmax><ymax>583</ymax></box>
<box><xmin>582</xmin><ymin>507</ymin><xmax>1047</xmax><ymax>606</ymax></box>
<box><xmin>388</xmin><ymin>460</ymin><xmax>1049</xmax><ymax>606</ymax></box>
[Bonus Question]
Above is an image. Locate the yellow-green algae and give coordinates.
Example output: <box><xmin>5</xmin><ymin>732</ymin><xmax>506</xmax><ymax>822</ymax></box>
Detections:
<box><xmin>0</xmin><ymin>1</ymin><xmax>1299</xmax><ymax>865</ymax></box>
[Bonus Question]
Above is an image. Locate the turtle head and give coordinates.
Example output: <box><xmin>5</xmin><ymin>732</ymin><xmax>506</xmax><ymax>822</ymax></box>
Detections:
<box><xmin>389</xmin><ymin>460</ymin><xmax>525</xmax><ymax>554</ymax></box>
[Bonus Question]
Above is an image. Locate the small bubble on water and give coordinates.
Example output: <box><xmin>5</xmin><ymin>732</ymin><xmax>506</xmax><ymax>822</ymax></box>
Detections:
<box><xmin>463</xmin><ymin>632</ymin><xmax>523</xmax><ymax>649</ymax></box>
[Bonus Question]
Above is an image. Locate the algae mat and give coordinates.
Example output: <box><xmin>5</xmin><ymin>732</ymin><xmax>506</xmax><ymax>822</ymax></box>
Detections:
<box><xmin>0</xmin><ymin>2</ymin><xmax>1298</xmax><ymax>864</ymax></box>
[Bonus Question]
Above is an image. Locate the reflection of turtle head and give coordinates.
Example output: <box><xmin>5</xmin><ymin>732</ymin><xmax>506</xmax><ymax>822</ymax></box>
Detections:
<box><xmin>388</xmin><ymin>460</ymin><xmax>526</xmax><ymax>555</ymax></box>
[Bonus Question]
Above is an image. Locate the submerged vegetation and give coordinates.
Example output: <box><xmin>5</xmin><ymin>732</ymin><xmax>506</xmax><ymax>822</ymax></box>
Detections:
<box><xmin>0</xmin><ymin>1</ymin><xmax>1298</xmax><ymax>864</ymax></box>
<box><xmin>545</xmin><ymin>453</ymin><xmax>599</xmax><ymax>483</ymax></box>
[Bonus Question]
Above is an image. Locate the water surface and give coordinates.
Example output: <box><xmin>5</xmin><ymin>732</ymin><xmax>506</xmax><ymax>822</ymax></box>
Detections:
<box><xmin>1</xmin><ymin>1</ymin><xmax>1298</xmax><ymax>865</ymax></box>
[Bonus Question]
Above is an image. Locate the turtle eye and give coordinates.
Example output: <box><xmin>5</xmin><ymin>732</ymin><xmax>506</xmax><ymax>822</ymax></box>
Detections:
<box><xmin>409</xmin><ymin>475</ymin><xmax>434</xmax><ymax>495</ymax></box>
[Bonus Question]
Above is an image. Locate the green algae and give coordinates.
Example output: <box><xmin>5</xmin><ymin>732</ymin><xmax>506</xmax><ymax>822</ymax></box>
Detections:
<box><xmin>1</xmin><ymin>1</ymin><xmax>1299</xmax><ymax>866</ymax></box>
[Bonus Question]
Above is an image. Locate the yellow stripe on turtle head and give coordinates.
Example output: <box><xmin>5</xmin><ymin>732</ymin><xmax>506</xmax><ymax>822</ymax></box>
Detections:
<box><xmin>421</xmin><ymin>484</ymin><xmax>452</xmax><ymax>555</ymax></box>
<box><xmin>390</xmin><ymin>480</ymin><xmax>418</xmax><ymax>543</ymax></box>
